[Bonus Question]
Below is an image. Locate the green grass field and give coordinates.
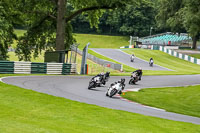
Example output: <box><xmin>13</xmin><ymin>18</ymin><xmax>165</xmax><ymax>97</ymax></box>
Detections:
<box><xmin>74</xmin><ymin>34</ymin><xmax>129</xmax><ymax>49</ymax></box>
<box><xmin>1</xmin><ymin>29</ymin><xmax>200</xmax><ymax>132</ymax></box>
<box><xmin>0</xmin><ymin>75</ymin><xmax>200</xmax><ymax>132</ymax></box>
<box><xmin>76</xmin><ymin>52</ymin><xmax>120</xmax><ymax>75</ymax></box>
<box><xmin>188</xmin><ymin>54</ymin><xmax>200</xmax><ymax>59</ymax></box>
<box><xmin>122</xmin><ymin>85</ymin><xmax>200</xmax><ymax>118</ymax></box>
<box><xmin>8</xmin><ymin>52</ymin><xmax>45</xmax><ymax>63</ymax></box>
<box><xmin>122</xmin><ymin>49</ymin><xmax>200</xmax><ymax>75</ymax></box>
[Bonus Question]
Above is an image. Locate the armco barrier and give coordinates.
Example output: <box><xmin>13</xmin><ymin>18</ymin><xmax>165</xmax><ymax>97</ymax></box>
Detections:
<box><xmin>14</xmin><ymin>61</ymin><xmax>31</xmax><ymax>74</ymax></box>
<box><xmin>31</xmin><ymin>62</ymin><xmax>47</xmax><ymax>74</ymax></box>
<box><xmin>159</xmin><ymin>46</ymin><xmax>200</xmax><ymax>65</ymax></box>
<box><xmin>47</xmin><ymin>63</ymin><xmax>63</xmax><ymax>74</ymax></box>
<box><xmin>0</xmin><ymin>61</ymin><xmax>77</xmax><ymax>75</ymax></box>
<box><xmin>0</xmin><ymin>61</ymin><xmax>14</xmax><ymax>74</ymax></box>
<box><xmin>62</xmin><ymin>64</ymin><xmax>71</xmax><ymax>75</ymax></box>
<box><xmin>76</xmin><ymin>48</ymin><xmax>122</xmax><ymax>71</ymax></box>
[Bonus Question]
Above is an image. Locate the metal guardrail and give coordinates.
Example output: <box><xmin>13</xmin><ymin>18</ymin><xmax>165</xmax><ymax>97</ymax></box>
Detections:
<box><xmin>76</xmin><ymin>48</ymin><xmax>122</xmax><ymax>71</ymax></box>
<box><xmin>0</xmin><ymin>61</ymin><xmax>77</xmax><ymax>75</ymax></box>
<box><xmin>0</xmin><ymin>61</ymin><xmax>14</xmax><ymax>74</ymax></box>
<box><xmin>31</xmin><ymin>62</ymin><xmax>47</xmax><ymax>74</ymax></box>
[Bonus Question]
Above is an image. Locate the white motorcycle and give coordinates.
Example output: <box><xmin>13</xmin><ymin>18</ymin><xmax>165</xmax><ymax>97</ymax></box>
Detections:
<box><xmin>130</xmin><ymin>55</ymin><xmax>135</xmax><ymax>62</ymax></box>
<box><xmin>149</xmin><ymin>59</ymin><xmax>154</xmax><ymax>67</ymax></box>
<box><xmin>106</xmin><ymin>79</ymin><xmax>125</xmax><ymax>98</ymax></box>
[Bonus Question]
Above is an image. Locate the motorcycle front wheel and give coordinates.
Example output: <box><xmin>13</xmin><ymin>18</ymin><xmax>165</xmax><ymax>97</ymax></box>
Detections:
<box><xmin>109</xmin><ymin>89</ymin><xmax>118</xmax><ymax>98</ymax></box>
<box><xmin>88</xmin><ymin>82</ymin><xmax>95</xmax><ymax>89</ymax></box>
<box><xmin>129</xmin><ymin>79</ymin><xmax>135</xmax><ymax>84</ymax></box>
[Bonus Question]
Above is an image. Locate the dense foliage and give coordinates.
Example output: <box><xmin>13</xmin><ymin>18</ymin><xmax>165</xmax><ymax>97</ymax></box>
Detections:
<box><xmin>0</xmin><ymin>1</ymin><xmax>17</xmax><ymax>60</ymax></box>
<box><xmin>156</xmin><ymin>0</ymin><xmax>200</xmax><ymax>49</ymax></box>
<box><xmin>0</xmin><ymin>0</ymin><xmax>200</xmax><ymax>61</ymax></box>
<box><xmin>72</xmin><ymin>0</ymin><xmax>156</xmax><ymax>36</ymax></box>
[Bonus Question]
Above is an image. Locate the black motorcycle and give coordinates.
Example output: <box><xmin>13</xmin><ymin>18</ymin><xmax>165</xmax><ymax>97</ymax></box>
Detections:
<box><xmin>129</xmin><ymin>72</ymin><xmax>139</xmax><ymax>84</ymax></box>
<box><xmin>88</xmin><ymin>72</ymin><xmax>110</xmax><ymax>89</ymax></box>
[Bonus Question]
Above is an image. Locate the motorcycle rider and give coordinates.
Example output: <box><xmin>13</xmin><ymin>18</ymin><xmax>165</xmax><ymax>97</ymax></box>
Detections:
<box><xmin>109</xmin><ymin>78</ymin><xmax>125</xmax><ymax>95</ymax></box>
<box><xmin>130</xmin><ymin>54</ymin><xmax>135</xmax><ymax>62</ymax></box>
<box><xmin>149</xmin><ymin>58</ymin><xmax>154</xmax><ymax>66</ymax></box>
<box><xmin>95</xmin><ymin>72</ymin><xmax>104</xmax><ymax>82</ymax></box>
<box><xmin>132</xmin><ymin>68</ymin><xmax>142</xmax><ymax>80</ymax></box>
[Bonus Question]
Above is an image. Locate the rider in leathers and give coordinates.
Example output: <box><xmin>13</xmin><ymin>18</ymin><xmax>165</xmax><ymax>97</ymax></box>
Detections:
<box><xmin>132</xmin><ymin>68</ymin><xmax>143</xmax><ymax>80</ymax></box>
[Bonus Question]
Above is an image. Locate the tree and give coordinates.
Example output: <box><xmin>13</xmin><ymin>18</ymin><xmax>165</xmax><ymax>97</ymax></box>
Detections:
<box><xmin>71</xmin><ymin>0</ymin><xmax>156</xmax><ymax>36</ymax></box>
<box><xmin>181</xmin><ymin>0</ymin><xmax>200</xmax><ymax>49</ymax></box>
<box><xmin>106</xmin><ymin>0</ymin><xmax>156</xmax><ymax>36</ymax></box>
<box><xmin>0</xmin><ymin>0</ymin><xmax>18</xmax><ymax>59</ymax></box>
<box><xmin>13</xmin><ymin>0</ymin><xmax>130</xmax><ymax>61</ymax></box>
<box><xmin>156</xmin><ymin>0</ymin><xmax>200</xmax><ymax>49</ymax></box>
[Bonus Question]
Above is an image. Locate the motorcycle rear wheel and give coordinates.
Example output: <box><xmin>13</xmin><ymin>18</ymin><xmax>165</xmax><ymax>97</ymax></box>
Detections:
<box><xmin>88</xmin><ymin>82</ymin><xmax>95</xmax><ymax>89</ymax></box>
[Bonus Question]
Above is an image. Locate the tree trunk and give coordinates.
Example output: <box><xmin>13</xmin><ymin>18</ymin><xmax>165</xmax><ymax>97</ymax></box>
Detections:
<box><xmin>192</xmin><ymin>35</ymin><xmax>197</xmax><ymax>49</ymax></box>
<box><xmin>56</xmin><ymin>0</ymin><xmax>66</xmax><ymax>51</ymax></box>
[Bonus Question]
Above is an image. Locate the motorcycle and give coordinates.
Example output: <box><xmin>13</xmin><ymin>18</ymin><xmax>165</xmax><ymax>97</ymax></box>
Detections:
<box><xmin>149</xmin><ymin>60</ymin><xmax>153</xmax><ymax>67</ymax></box>
<box><xmin>88</xmin><ymin>72</ymin><xmax>110</xmax><ymax>89</ymax></box>
<box><xmin>88</xmin><ymin>76</ymin><xmax>101</xmax><ymax>89</ymax></box>
<box><xmin>129</xmin><ymin>72</ymin><xmax>139</xmax><ymax>84</ymax></box>
<box><xmin>106</xmin><ymin>79</ymin><xmax>125</xmax><ymax>98</ymax></box>
<box><xmin>130</xmin><ymin>56</ymin><xmax>134</xmax><ymax>62</ymax></box>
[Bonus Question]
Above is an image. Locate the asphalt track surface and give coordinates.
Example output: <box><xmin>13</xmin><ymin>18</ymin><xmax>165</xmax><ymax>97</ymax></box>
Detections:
<box><xmin>90</xmin><ymin>48</ymin><xmax>171</xmax><ymax>71</ymax></box>
<box><xmin>2</xmin><ymin>75</ymin><xmax>200</xmax><ymax>125</ymax></box>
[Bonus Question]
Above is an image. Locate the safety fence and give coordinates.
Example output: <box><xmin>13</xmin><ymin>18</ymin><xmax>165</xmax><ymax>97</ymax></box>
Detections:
<box><xmin>0</xmin><ymin>61</ymin><xmax>77</xmax><ymax>74</ymax></box>
<box><xmin>159</xmin><ymin>46</ymin><xmax>200</xmax><ymax>65</ymax></box>
<box><xmin>76</xmin><ymin>49</ymin><xmax>123</xmax><ymax>71</ymax></box>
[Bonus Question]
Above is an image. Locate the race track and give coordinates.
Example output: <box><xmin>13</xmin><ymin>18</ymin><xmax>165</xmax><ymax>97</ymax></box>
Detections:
<box><xmin>2</xmin><ymin>75</ymin><xmax>200</xmax><ymax>125</ymax></box>
<box><xmin>91</xmin><ymin>48</ymin><xmax>171</xmax><ymax>71</ymax></box>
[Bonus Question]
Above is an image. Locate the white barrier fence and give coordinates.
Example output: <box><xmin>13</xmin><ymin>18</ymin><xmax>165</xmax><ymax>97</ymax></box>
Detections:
<box><xmin>159</xmin><ymin>46</ymin><xmax>200</xmax><ymax>65</ymax></box>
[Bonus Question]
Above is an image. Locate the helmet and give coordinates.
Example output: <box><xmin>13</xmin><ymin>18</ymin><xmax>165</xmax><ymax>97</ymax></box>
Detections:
<box><xmin>100</xmin><ymin>72</ymin><xmax>104</xmax><ymax>75</ymax></box>
<box><xmin>139</xmin><ymin>68</ymin><xmax>142</xmax><ymax>70</ymax></box>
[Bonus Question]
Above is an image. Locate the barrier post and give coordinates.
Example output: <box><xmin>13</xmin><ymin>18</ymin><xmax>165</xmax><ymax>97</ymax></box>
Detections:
<box><xmin>85</xmin><ymin>64</ymin><xmax>88</xmax><ymax>75</ymax></box>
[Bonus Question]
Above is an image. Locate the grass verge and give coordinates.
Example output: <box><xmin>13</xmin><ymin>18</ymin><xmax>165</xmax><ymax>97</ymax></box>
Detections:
<box><xmin>188</xmin><ymin>54</ymin><xmax>200</xmax><ymax>59</ymax></box>
<box><xmin>88</xmin><ymin>49</ymin><xmax>135</xmax><ymax>72</ymax></box>
<box><xmin>0</xmin><ymin>74</ymin><xmax>200</xmax><ymax>132</ymax></box>
<box><xmin>75</xmin><ymin>52</ymin><xmax>120</xmax><ymax>75</ymax></box>
<box><xmin>74</xmin><ymin>34</ymin><xmax>129</xmax><ymax>49</ymax></box>
<box><xmin>122</xmin><ymin>48</ymin><xmax>200</xmax><ymax>75</ymax></box>
<box><xmin>122</xmin><ymin>85</ymin><xmax>200</xmax><ymax>118</ymax></box>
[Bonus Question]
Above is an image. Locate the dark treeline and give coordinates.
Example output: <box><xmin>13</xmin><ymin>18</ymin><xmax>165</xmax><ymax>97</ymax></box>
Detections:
<box><xmin>1</xmin><ymin>0</ymin><xmax>200</xmax><ymax>61</ymax></box>
<box><xmin>71</xmin><ymin>0</ymin><xmax>157</xmax><ymax>37</ymax></box>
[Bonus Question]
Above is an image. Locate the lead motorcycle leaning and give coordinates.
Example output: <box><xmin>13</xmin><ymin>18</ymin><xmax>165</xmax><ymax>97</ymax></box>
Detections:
<box><xmin>106</xmin><ymin>78</ymin><xmax>125</xmax><ymax>98</ymax></box>
<box><xmin>88</xmin><ymin>72</ymin><xmax>110</xmax><ymax>89</ymax></box>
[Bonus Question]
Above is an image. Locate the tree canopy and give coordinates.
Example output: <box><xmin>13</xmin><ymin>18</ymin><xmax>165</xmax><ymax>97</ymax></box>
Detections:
<box><xmin>0</xmin><ymin>1</ymin><xmax>17</xmax><ymax>59</ymax></box>
<box><xmin>1</xmin><ymin>0</ymin><xmax>131</xmax><ymax>61</ymax></box>
<box><xmin>156</xmin><ymin>0</ymin><xmax>200</xmax><ymax>49</ymax></box>
<box><xmin>0</xmin><ymin>0</ymin><xmax>200</xmax><ymax>61</ymax></box>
